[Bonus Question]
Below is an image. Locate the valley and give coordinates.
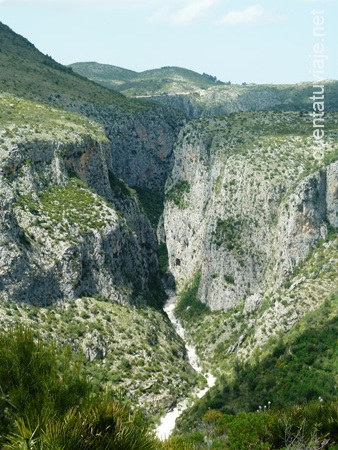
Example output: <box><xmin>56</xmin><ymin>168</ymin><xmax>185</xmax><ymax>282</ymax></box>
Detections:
<box><xmin>0</xmin><ymin>20</ymin><xmax>338</xmax><ymax>449</ymax></box>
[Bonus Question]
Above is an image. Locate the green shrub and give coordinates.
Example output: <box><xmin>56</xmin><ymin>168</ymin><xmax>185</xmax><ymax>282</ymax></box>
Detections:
<box><xmin>4</xmin><ymin>400</ymin><xmax>156</xmax><ymax>450</ymax></box>
<box><xmin>173</xmin><ymin>400</ymin><xmax>338</xmax><ymax>449</ymax></box>
<box><xmin>0</xmin><ymin>327</ymin><xmax>89</xmax><ymax>439</ymax></box>
<box><xmin>158</xmin><ymin>242</ymin><xmax>169</xmax><ymax>274</ymax></box>
<box><xmin>108</xmin><ymin>170</ymin><xmax>135</xmax><ymax>198</ymax></box>
<box><xmin>166</xmin><ymin>181</ymin><xmax>190</xmax><ymax>209</ymax></box>
<box><xmin>0</xmin><ymin>326</ymin><xmax>157</xmax><ymax>449</ymax></box>
<box><xmin>175</xmin><ymin>272</ymin><xmax>210</xmax><ymax>322</ymax></box>
<box><xmin>224</xmin><ymin>274</ymin><xmax>235</xmax><ymax>284</ymax></box>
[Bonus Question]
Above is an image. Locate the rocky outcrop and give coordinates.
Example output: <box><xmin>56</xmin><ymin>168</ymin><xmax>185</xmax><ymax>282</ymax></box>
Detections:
<box><xmin>327</xmin><ymin>162</ymin><xmax>338</xmax><ymax>227</ymax></box>
<box><xmin>139</xmin><ymin>81</ymin><xmax>338</xmax><ymax>119</ymax></box>
<box><xmin>106</xmin><ymin>107</ymin><xmax>185</xmax><ymax>189</ymax></box>
<box><xmin>163</xmin><ymin>112</ymin><xmax>338</xmax><ymax>310</ymax></box>
<box><xmin>0</xmin><ymin>102</ymin><xmax>162</xmax><ymax>305</ymax></box>
<box><xmin>149</xmin><ymin>87</ymin><xmax>282</xmax><ymax>118</ymax></box>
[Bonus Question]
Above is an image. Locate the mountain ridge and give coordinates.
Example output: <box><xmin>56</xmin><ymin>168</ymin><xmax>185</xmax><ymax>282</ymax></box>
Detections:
<box><xmin>69</xmin><ymin>60</ymin><xmax>338</xmax><ymax>118</ymax></box>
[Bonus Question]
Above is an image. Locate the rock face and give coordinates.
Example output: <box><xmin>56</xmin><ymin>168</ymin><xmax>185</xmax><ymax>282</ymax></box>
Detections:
<box><xmin>104</xmin><ymin>106</ymin><xmax>185</xmax><ymax>189</ymax></box>
<box><xmin>163</xmin><ymin>112</ymin><xmax>338</xmax><ymax>310</ymax></box>
<box><xmin>0</xmin><ymin>97</ymin><xmax>168</xmax><ymax>305</ymax></box>
<box><xmin>69</xmin><ymin>103</ymin><xmax>186</xmax><ymax>190</ymax></box>
<box><xmin>149</xmin><ymin>86</ymin><xmax>283</xmax><ymax>118</ymax></box>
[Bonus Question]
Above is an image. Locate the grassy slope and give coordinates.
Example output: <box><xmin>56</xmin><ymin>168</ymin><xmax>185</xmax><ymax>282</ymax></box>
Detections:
<box><xmin>69</xmin><ymin>61</ymin><xmax>138</xmax><ymax>91</ymax></box>
<box><xmin>0</xmin><ymin>22</ymin><xmax>146</xmax><ymax>112</ymax></box>
<box><xmin>174</xmin><ymin>301</ymin><xmax>338</xmax><ymax>449</ymax></box>
<box><xmin>70</xmin><ymin>61</ymin><xmax>138</xmax><ymax>81</ymax></box>
<box><xmin>0</xmin><ymin>93</ymin><xmax>107</xmax><ymax>145</ymax></box>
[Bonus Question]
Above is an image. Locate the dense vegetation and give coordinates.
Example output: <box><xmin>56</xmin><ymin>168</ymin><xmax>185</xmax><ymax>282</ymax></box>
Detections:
<box><xmin>0</xmin><ymin>327</ymin><xmax>157</xmax><ymax>449</ymax></box>
<box><xmin>0</xmin><ymin>296</ymin><xmax>197</xmax><ymax>416</ymax></box>
<box><xmin>175</xmin><ymin>293</ymin><xmax>338</xmax><ymax>436</ymax></box>
<box><xmin>3</xmin><ymin>326</ymin><xmax>336</xmax><ymax>449</ymax></box>
<box><xmin>164</xmin><ymin>400</ymin><xmax>338</xmax><ymax>449</ymax></box>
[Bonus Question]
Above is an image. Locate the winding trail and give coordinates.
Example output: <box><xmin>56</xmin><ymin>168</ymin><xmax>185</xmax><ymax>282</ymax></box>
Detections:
<box><xmin>156</xmin><ymin>294</ymin><xmax>216</xmax><ymax>440</ymax></box>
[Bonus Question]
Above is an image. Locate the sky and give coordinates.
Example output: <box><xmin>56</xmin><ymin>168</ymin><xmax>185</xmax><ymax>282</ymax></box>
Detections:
<box><xmin>0</xmin><ymin>0</ymin><xmax>337</xmax><ymax>84</ymax></box>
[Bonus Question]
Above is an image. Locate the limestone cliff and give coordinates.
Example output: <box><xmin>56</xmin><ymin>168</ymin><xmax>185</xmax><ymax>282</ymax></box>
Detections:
<box><xmin>163</xmin><ymin>112</ymin><xmax>338</xmax><ymax>310</ymax></box>
<box><xmin>149</xmin><ymin>81</ymin><xmax>338</xmax><ymax>118</ymax></box>
<box><xmin>89</xmin><ymin>105</ymin><xmax>185</xmax><ymax>189</ymax></box>
<box><xmin>0</xmin><ymin>95</ymin><xmax>161</xmax><ymax>305</ymax></box>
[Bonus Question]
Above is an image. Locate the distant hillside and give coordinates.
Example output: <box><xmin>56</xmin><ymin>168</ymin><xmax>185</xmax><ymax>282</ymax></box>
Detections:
<box><xmin>69</xmin><ymin>61</ymin><xmax>138</xmax><ymax>88</ymax></box>
<box><xmin>70</xmin><ymin>61</ymin><xmax>338</xmax><ymax>117</ymax></box>
<box><xmin>69</xmin><ymin>61</ymin><xmax>225</xmax><ymax>96</ymax></box>
<box><xmin>153</xmin><ymin>80</ymin><xmax>338</xmax><ymax>117</ymax></box>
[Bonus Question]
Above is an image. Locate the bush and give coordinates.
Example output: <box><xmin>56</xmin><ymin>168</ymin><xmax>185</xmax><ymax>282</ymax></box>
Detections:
<box><xmin>4</xmin><ymin>401</ymin><xmax>156</xmax><ymax>450</ymax></box>
<box><xmin>175</xmin><ymin>272</ymin><xmax>210</xmax><ymax>322</ymax></box>
<box><xmin>0</xmin><ymin>326</ymin><xmax>157</xmax><ymax>450</ymax></box>
<box><xmin>0</xmin><ymin>327</ymin><xmax>89</xmax><ymax>438</ymax></box>
<box><xmin>158</xmin><ymin>242</ymin><xmax>169</xmax><ymax>274</ymax></box>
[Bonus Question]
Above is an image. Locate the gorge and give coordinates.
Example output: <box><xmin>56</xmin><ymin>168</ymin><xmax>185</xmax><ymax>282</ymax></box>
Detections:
<box><xmin>0</xmin><ymin>20</ymin><xmax>338</xmax><ymax>449</ymax></box>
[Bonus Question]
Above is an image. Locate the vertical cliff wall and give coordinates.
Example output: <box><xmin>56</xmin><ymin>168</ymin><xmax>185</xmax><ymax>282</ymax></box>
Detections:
<box><xmin>163</xmin><ymin>112</ymin><xmax>338</xmax><ymax>310</ymax></box>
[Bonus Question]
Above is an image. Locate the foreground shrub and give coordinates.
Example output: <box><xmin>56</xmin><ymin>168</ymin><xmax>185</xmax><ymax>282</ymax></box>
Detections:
<box><xmin>169</xmin><ymin>401</ymin><xmax>338</xmax><ymax>449</ymax></box>
<box><xmin>0</xmin><ymin>326</ymin><xmax>156</xmax><ymax>449</ymax></box>
<box><xmin>4</xmin><ymin>401</ymin><xmax>156</xmax><ymax>450</ymax></box>
<box><xmin>0</xmin><ymin>326</ymin><xmax>89</xmax><ymax>438</ymax></box>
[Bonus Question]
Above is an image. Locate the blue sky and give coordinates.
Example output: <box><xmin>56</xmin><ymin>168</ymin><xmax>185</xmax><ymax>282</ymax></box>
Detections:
<box><xmin>0</xmin><ymin>0</ymin><xmax>337</xmax><ymax>84</ymax></box>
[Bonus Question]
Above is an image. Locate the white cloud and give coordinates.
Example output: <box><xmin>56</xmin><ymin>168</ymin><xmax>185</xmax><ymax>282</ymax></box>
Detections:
<box><xmin>148</xmin><ymin>0</ymin><xmax>219</xmax><ymax>25</ymax></box>
<box><xmin>217</xmin><ymin>4</ymin><xmax>285</xmax><ymax>25</ymax></box>
<box><xmin>172</xmin><ymin>0</ymin><xmax>217</xmax><ymax>25</ymax></box>
<box><xmin>148</xmin><ymin>6</ymin><xmax>171</xmax><ymax>23</ymax></box>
